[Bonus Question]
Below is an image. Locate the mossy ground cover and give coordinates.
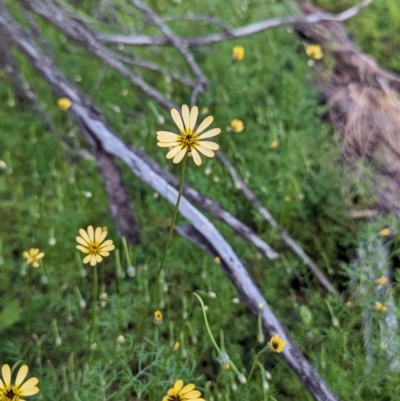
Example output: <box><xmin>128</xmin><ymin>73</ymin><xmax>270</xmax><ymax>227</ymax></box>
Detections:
<box><xmin>1</xmin><ymin>0</ymin><xmax>400</xmax><ymax>400</ymax></box>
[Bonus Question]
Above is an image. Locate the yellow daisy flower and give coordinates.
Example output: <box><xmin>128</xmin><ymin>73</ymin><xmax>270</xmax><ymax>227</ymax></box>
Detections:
<box><xmin>154</xmin><ymin>310</ymin><xmax>163</xmax><ymax>324</ymax></box>
<box><xmin>268</xmin><ymin>334</ymin><xmax>286</xmax><ymax>353</ymax></box>
<box><xmin>22</xmin><ymin>248</ymin><xmax>45</xmax><ymax>268</ymax></box>
<box><xmin>57</xmin><ymin>97</ymin><xmax>71</xmax><ymax>111</ymax></box>
<box><xmin>375</xmin><ymin>302</ymin><xmax>388</xmax><ymax>312</ymax></box>
<box><xmin>230</xmin><ymin>119</ymin><xmax>244</xmax><ymax>133</ymax></box>
<box><xmin>270</xmin><ymin>140</ymin><xmax>278</xmax><ymax>149</ymax></box>
<box><xmin>76</xmin><ymin>225</ymin><xmax>115</xmax><ymax>266</ymax></box>
<box><xmin>376</xmin><ymin>276</ymin><xmax>388</xmax><ymax>286</ymax></box>
<box><xmin>305</xmin><ymin>44</ymin><xmax>323</xmax><ymax>60</ymax></box>
<box><xmin>162</xmin><ymin>380</ymin><xmax>205</xmax><ymax>401</ymax></box>
<box><xmin>0</xmin><ymin>364</ymin><xmax>39</xmax><ymax>400</ymax></box>
<box><xmin>232</xmin><ymin>45</ymin><xmax>245</xmax><ymax>61</ymax></box>
<box><xmin>157</xmin><ymin>105</ymin><xmax>221</xmax><ymax>166</ymax></box>
<box><xmin>380</xmin><ymin>228</ymin><xmax>391</xmax><ymax>237</ymax></box>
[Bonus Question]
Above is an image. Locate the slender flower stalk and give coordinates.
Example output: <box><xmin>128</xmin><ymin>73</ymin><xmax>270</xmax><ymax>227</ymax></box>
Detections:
<box><xmin>193</xmin><ymin>293</ymin><xmax>242</xmax><ymax>377</ymax></box>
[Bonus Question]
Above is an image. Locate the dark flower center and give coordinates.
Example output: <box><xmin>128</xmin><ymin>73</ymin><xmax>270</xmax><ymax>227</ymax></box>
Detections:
<box><xmin>168</xmin><ymin>396</ymin><xmax>182</xmax><ymax>401</ymax></box>
<box><xmin>3</xmin><ymin>387</ymin><xmax>19</xmax><ymax>401</ymax></box>
<box><xmin>180</xmin><ymin>130</ymin><xmax>197</xmax><ymax>149</ymax></box>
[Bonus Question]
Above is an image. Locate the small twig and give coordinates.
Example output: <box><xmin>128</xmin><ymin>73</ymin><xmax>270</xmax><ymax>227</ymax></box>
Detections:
<box><xmin>129</xmin><ymin>0</ymin><xmax>208</xmax><ymax>105</ymax></box>
<box><xmin>98</xmin><ymin>0</ymin><xmax>372</xmax><ymax>47</ymax></box>
<box><xmin>217</xmin><ymin>150</ymin><xmax>339</xmax><ymax>297</ymax></box>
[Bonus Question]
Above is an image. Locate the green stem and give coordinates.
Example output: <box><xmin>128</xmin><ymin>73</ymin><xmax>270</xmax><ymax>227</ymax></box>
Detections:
<box><xmin>193</xmin><ymin>293</ymin><xmax>242</xmax><ymax>378</ymax></box>
<box><xmin>247</xmin><ymin>348</ymin><xmax>267</xmax><ymax>382</ymax></box>
<box><xmin>89</xmin><ymin>265</ymin><xmax>98</xmax><ymax>344</ymax></box>
<box><xmin>128</xmin><ymin>154</ymin><xmax>188</xmax><ymax>356</ymax></box>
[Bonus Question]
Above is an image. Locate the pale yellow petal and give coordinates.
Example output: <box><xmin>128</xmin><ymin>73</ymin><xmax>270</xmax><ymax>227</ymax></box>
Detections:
<box><xmin>30</xmin><ymin>249</ymin><xmax>39</xmax><ymax>256</ymax></box>
<box><xmin>90</xmin><ymin>256</ymin><xmax>97</xmax><ymax>266</ymax></box>
<box><xmin>36</xmin><ymin>252</ymin><xmax>45</xmax><ymax>260</ymax></box>
<box><xmin>76</xmin><ymin>245</ymin><xmax>90</xmax><ymax>253</ymax></box>
<box><xmin>95</xmin><ymin>254</ymin><xmax>103</xmax><ymax>263</ymax></box>
<box><xmin>191</xmin><ymin>148</ymin><xmax>202</xmax><ymax>165</ymax></box>
<box><xmin>0</xmin><ymin>378</ymin><xmax>4</xmax><ymax>389</ymax></box>
<box><xmin>180</xmin><ymin>383</ymin><xmax>196</xmax><ymax>394</ymax></box>
<box><xmin>198</xmin><ymin>141</ymin><xmax>219</xmax><ymax>150</ymax></box>
<box><xmin>173</xmin><ymin>148</ymin><xmax>187</xmax><ymax>164</ymax></box>
<box><xmin>97</xmin><ymin>229</ymin><xmax>108</xmax><ymax>244</ymax></box>
<box><xmin>174</xmin><ymin>380</ymin><xmax>184</xmax><ymax>392</ymax></box>
<box><xmin>79</xmin><ymin>228</ymin><xmax>91</xmax><ymax>243</ymax></box>
<box><xmin>1</xmin><ymin>364</ymin><xmax>11</xmax><ymax>386</ymax></box>
<box><xmin>162</xmin><ymin>397</ymin><xmax>168</xmax><ymax>401</ymax></box>
<box><xmin>32</xmin><ymin>262</ymin><xmax>39</xmax><ymax>268</ymax></box>
<box><xmin>183</xmin><ymin>390</ymin><xmax>202</xmax><ymax>398</ymax></box>
<box><xmin>196</xmin><ymin>146</ymin><xmax>214</xmax><ymax>158</ymax></box>
<box><xmin>182</xmin><ymin>105</ymin><xmax>190</xmax><ymax>130</ymax></box>
<box><xmin>189</xmin><ymin>106</ymin><xmax>198</xmax><ymax>131</ymax></box>
<box><xmin>196</xmin><ymin>116</ymin><xmax>213</xmax><ymax>134</ymax></box>
<box><xmin>20</xmin><ymin>384</ymin><xmax>39</xmax><ymax>396</ymax></box>
<box><xmin>158</xmin><ymin>141</ymin><xmax>180</xmax><ymax>147</ymax></box>
<box><xmin>166</xmin><ymin>146</ymin><xmax>183</xmax><ymax>159</ymax></box>
<box><xmin>76</xmin><ymin>236</ymin><xmax>89</xmax><ymax>246</ymax></box>
<box><xmin>198</xmin><ymin>128</ymin><xmax>221</xmax><ymax>139</ymax></box>
<box><xmin>157</xmin><ymin>131</ymin><xmax>180</xmax><ymax>141</ymax></box>
<box><xmin>19</xmin><ymin>377</ymin><xmax>38</xmax><ymax>392</ymax></box>
<box><xmin>94</xmin><ymin>227</ymin><xmax>103</xmax><ymax>243</ymax></box>
<box><xmin>83</xmin><ymin>254</ymin><xmax>92</xmax><ymax>264</ymax></box>
<box><xmin>15</xmin><ymin>365</ymin><xmax>29</xmax><ymax>387</ymax></box>
<box><xmin>87</xmin><ymin>225</ymin><xmax>95</xmax><ymax>242</ymax></box>
<box><xmin>98</xmin><ymin>251</ymin><xmax>110</xmax><ymax>257</ymax></box>
<box><xmin>99</xmin><ymin>244</ymin><xmax>115</xmax><ymax>252</ymax></box>
<box><xmin>171</xmin><ymin>108</ymin><xmax>184</xmax><ymax>132</ymax></box>
<box><xmin>101</xmin><ymin>239</ymin><xmax>114</xmax><ymax>247</ymax></box>
<box><xmin>22</xmin><ymin>251</ymin><xmax>29</xmax><ymax>259</ymax></box>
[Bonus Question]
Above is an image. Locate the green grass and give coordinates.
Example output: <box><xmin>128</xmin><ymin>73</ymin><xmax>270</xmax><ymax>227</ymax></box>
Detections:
<box><xmin>1</xmin><ymin>0</ymin><xmax>400</xmax><ymax>400</ymax></box>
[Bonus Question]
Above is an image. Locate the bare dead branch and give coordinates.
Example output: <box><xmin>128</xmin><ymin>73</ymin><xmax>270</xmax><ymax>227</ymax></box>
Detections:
<box><xmin>98</xmin><ymin>0</ymin><xmax>372</xmax><ymax>47</ymax></box>
<box><xmin>217</xmin><ymin>150</ymin><xmax>339</xmax><ymax>297</ymax></box>
<box><xmin>129</xmin><ymin>0</ymin><xmax>208</xmax><ymax>105</ymax></box>
<box><xmin>134</xmin><ymin>148</ymin><xmax>279</xmax><ymax>261</ymax></box>
<box><xmin>0</xmin><ymin>6</ymin><xmax>341</xmax><ymax>399</ymax></box>
<box><xmin>162</xmin><ymin>13</ymin><xmax>231</xmax><ymax>34</ymax></box>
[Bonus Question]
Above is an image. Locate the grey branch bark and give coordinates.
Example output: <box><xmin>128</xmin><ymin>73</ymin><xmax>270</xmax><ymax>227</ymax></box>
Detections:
<box><xmin>0</xmin><ymin>4</ymin><xmax>341</xmax><ymax>399</ymax></box>
<box><xmin>98</xmin><ymin>0</ymin><xmax>372</xmax><ymax>47</ymax></box>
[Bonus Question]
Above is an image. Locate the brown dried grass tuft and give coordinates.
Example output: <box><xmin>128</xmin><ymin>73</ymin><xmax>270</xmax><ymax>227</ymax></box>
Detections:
<box><xmin>296</xmin><ymin>2</ymin><xmax>400</xmax><ymax>215</ymax></box>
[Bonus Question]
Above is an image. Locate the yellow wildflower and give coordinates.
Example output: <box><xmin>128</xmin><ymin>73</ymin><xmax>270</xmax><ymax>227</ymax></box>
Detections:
<box><xmin>162</xmin><ymin>380</ymin><xmax>205</xmax><ymax>401</ymax></box>
<box><xmin>23</xmin><ymin>248</ymin><xmax>45</xmax><ymax>268</ymax></box>
<box><xmin>232</xmin><ymin>45</ymin><xmax>245</xmax><ymax>61</ymax></box>
<box><xmin>270</xmin><ymin>140</ymin><xmax>278</xmax><ymax>149</ymax></box>
<box><xmin>57</xmin><ymin>97</ymin><xmax>71</xmax><ymax>111</ymax></box>
<box><xmin>376</xmin><ymin>276</ymin><xmax>388</xmax><ymax>286</ymax></box>
<box><xmin>380</xmin><ymin>228</ymin><xmax>391</xmax><ymax>237</ymax></box>
<box><xmin>76</xmin><ymin>225</ymin><xmax>115</xmax><ymax>266</ymax></box>
<box><xmin>173</xmin><ymin>342</ymin><xmax>180</xmax><ymax>351</ymax></box>
<box><xmin>305</xmin><ymin>44</ymin><xmax>323</xmax><ymax>60</ymax></box>
<box><xmin>157</xmin><ymin>105</ymin><xmax>221</xmax><ymax>166</ymax></box>
<box><xmin>375</xmin><ymin>302</ymin><xmax>388</xmax><ymax>312</ymax></box>
<box><xmin>154</xmin><ymin>310</ymin><xmax>163</xmax><ymax>324</ymax></box>
<box><xmin>268</xmin><ymin>334</ymin><xmax>286</xmax><ymax>353</ymax></box>
<box><xmin>0</xmin><ymin>364</ymin><xmax>39</xmax><ymax>400</ymax></box>
<box><xmin>230</xmin><ymin>119</ymin><xmax>244</xmax><ymax>133</ymax></box>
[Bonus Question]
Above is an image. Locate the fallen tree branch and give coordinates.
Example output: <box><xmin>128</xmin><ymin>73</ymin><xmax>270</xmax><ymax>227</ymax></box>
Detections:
<box><xmin>0</xmin><ymin>5</ymin><xmax>341</xmax><ymax>399</ymax></box>
<box><xmin>98</xmin><ymin>0</ymin><xmax>372</xmax><ymax>46</ymax></box>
